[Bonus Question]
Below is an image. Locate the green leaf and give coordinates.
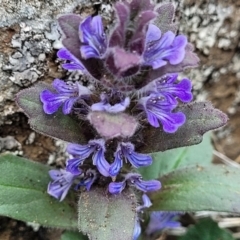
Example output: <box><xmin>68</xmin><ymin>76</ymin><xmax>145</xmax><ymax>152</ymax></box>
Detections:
<box><xmin>140</xmin><ymin>102</ymin><xmax>227</xmax><ymax>153</ymax></box>
<box><xmin>61</xmin><ymin>231</ymin><xmax>88</xmax><ymax>240</ymax></box>
<box><xmin>78</xmin><ymin>188</ymin><xmax>137</xmax><ymax>240</ymax></box>
<box><xmin>149</xmin><ymin>165</ymin><xmax>240</xmax><ymax>213</ymax></box>
<box><xmin>179</xmin><ymin>218</ymin><xmax>234</xmax><ymax>240</ymax></box>
<box><xmin>139</xmin><ymin>132</ymin><xmax>213</xmax><ymax>179</ymax></box>
<box><xmin>16</xmin><ymin>83</ymin><xmax>88</xmax><ymax>144</ymax></box>
<box><xmin>0</xmin><ymin>153</ymin><xmax>78</xmax><ymax>229</ymax></box>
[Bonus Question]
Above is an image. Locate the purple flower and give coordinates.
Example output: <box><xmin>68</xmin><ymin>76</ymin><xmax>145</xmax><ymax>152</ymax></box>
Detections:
<box><xmin>91</xmin><ymin>91</ymin><xmax>130</xmax><ymax>113</ymax></box>
<box><xmin>155</xmin><ymin>74</ymin><xmax>193</xmax><ymax>103</ymax></box>
<box><xmin>57</xmin><ymin>48</ymin><xmax>85</xmax><ymax>71</ymax></box>
<box><xmin>109</xmin><ymin>142</ymin><xmax>152</xmax><ymax>176</ymax></box>
<box><xmin>40</xmin><ymin>79</ymin><xmax>91</xmax><ymax>114</ymax></box>
<box><xmin>136</xmin><ymin>194</ymin><xmax>152</xmax><ymax>212</ymax></box>
<box><xmin>92</xmin><ymin>140</ymin><xmax>110</xmax><ymax>177</ymax></box>
<box><xmin>47</xmin><ymin>169</ymin><xmax>77</xmax><ymax>201</ymax></box>
<box><xmin>146</xmin><ymin>211</ymin><xmax>181</xmax><ymax>235</ymax></box>
<box><xmin>108</xmin><ymin>181</ymin><xmax>126</xmax><ymax>194</ymax></box>
<box><xmin>126</xmin><ymin>173</ymin><xmax>161</xmax><ymax>192</ymax></box>
<box><xmin>66</xmin><ymin>139</ymin><xmax>110</xmax><ymax>177</ymax></box>
<box><xmin>108</xmin><ymin>173</ymin><xmax>161</xmax><ymax>194</ymax></box>
<box><xmin>143</xmin><ymin>24</ymin><xmax>187</xmax><ymax>69</ymax></box>
<box><xmin>75</xmin><ymin>169</ymin><xmax>97</xmax><ymax>191</ymax></box>
<box><xmin>80</xmin><ymin>16</ymin><xmax>107</xmax><ymax>59</ymax></box>
<box><xmin>66</xmin><ymin>142</ymin><xmax>96</xmax><ymax>175</ymax></box>
<box><xmin>138</xmin><ymin>93</ymin><xmax>186</xmax><ymax>133</ymax></box>
<box><xmin>133</xmin><ymin>219</ymin><xmax>141</xmax><ymax>240</ymax></box>
<box><xmin>109</xmin><ymin>148</ymin><xmax>123</xmax><ymax>176</ymax></box>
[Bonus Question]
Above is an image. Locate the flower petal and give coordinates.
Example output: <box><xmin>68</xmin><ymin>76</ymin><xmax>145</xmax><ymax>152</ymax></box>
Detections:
<box><xmin>67</xmin><ymin>143</ymin><xmax>95</xmax><ymax>159</ymax></box>
<box><xmin>121</xmin><ymin>142</ymin><xmax>152</xmax><ymax>168</ymax></box>
<box><xmin>66</xmin><ymin>158</ymin><xmax>83</xmax><ymax>175</ymax></box>
<box><xmin>126</xmin><ymin>173</ymin><xmax>161</xmax><ymax>192</ymax></box>
<box><xmin>47</xmin><ymin>169</ymin><xmax>76</xmax><ymax>201</ymax></box>
<box><xmin>156</xmin><ymin>75</ymin><xmax>193</xmax><ymax>103</ymax></box>
<box><xmin>57</xmin><ymin>48</ymin><xmax>84</xmax><ymax>71</ymax></box>
<box><xmin>133</xmin><ymin>220</ymin><xmax>141</xmax><ymax>240</ymax></box>
<box><xmin>146</xmin><ymin>211</ymin><xmax>181</xmax><ymax>235</ymax></box>
<box><xmin>109</xmin><ymin>149</ymin><xmax>123</xmax><ymax>176</ymax></box>
<box><xmin>108</xmin><ymin>181</ymin><xmax>126</xmax><ymax>194</ymax></box>
<box><xmin>146</xmin><ymin>24</ymin><xmax>162</xmax><ymax>43</ymax></box>
<box><xmin>133</xmin><ymin>179</ymin><xmax>161</xmax><ymax>192</ymax></box>
<box><xmin>40</xmin><ymin>90</ymin><xmax>67</xmax><ymax>114</ymax></box>
<box><xmin>144</xmin><ymin>27</ymin><xmax>188</xmax><ymax>69</ymax></box>
<box><xmin>80</xmin><ymin>16</ymin><xmax>107</xmax><ymax>59</ymax></box>
<box><xmin>92</xmin><ymin>148</ymin><xmax>110</xmax><ymax>177</ymax></box>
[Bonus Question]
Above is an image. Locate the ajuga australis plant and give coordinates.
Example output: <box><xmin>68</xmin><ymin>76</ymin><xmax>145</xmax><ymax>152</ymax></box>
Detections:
<box><xmin>12</xmin><ymin>1</ymin><xmax>232</xmax><ymax>240</ymax></box>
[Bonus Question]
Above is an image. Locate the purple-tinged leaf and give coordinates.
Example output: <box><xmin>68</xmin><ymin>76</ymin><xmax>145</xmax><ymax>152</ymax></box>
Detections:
<box><xmin>58</xmin><ymin>14</ymin><xmax>82</xmax><ymax>38</ymax></box>
<box><xmin>154</xmin><ymin>3</ymin><xmax>178</xmax><ymax>34</ymax></box>
<box><xmin>87</xmin><ymin>111</ymin><xmax>138</xmax><ymax>140</ymax></box>
<box><xmin>58</xmin><ymin>14</ymin><xmax>103</xmax><ymax>80</ymax></box>
<box><xmin>58</xmin><ymin>14</ymin><xmax>82</xmax><ymax>60</ymax></box>
<box><xmin>106</xmin><ymin>47</ymin><xmax>141</xmax><ymax>77</ymax></box>
<box><xmin>130</xmin><ymin>0</ymin><xmax>154</xmax><ymax>18</ymax></box>
<box><xmin>138</xmin><ymin>43</ymin><xmax>200</xmax><ymax>89</ymax></box>
<box><xmin>129</xmin><ymin>10</ymin><xmax>157</xmax><ymax>54</ymax></box>
<box><xmin>137</xmin><ymin>101</ymin><xmax>228</xmax><ymax>153</ymax></box>
<box><xmin>109</xmin><ymin>2</ymin><xmax>130</xmax><ymax>47</ymax></box>
<box><xmin>149</xmin><ymin>165</ymin><xmax>240</xmax><ymax>213</ymax></box>
<box><xmin>78</xmin><ymin>188</ymin><xmax>137</xmax><ymax>240</ymax></box>
<box><xmin>16</xmin><ymin>83</ymin><xmax>88</xmax><ymax>144</ymax></box>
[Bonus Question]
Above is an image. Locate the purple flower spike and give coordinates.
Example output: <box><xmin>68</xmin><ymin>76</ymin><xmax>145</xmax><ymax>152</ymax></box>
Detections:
<box><xmin>156</xmin><ymin>74</ymin><xmax>193</xmax><ymax>103</ymax></box>
<box><xmin>146</xmin><ymin>211</ymin><xmax>181</xmax><ymax>235</ymax></box>
<box><xmin>47</xmin><ymin>169</ymin><xmax>76</xmax><ymax>201</ymax></box>
<box><xmin>109</xmin><ymin>149</ymin><xmax>123</xmax><ymax>176</ymax></box>
<box><xmin>57</xmin><ymin>48</ymin><xmax>85</xmax><ymax>70</ymax></box>
<box><xmin>108</xmin><ymin>181</ymin><xmax>126</xmax><ymax>194</ymax></box>
<box><xmin>144</xmin><ymin>24</ymin><xmax>187</xmax><ymax>69</ymax></box>
<box><xmin>40</xmin><ymin>79</ymin><xmax>91</xmax><ymax>115</ymax></box>
<box><xmin>126</xmin><ymin>173</ymin><xmax>161</xmax><ymax>192</ymax></box>
<box><xmin>80</xmin><ymin>16</ymin><xmax>107</xmax><ymax>59</ymax></box>
<box><xmin>138</xmin><ymin>93</ymin><xmax>186</xmax><ymax>133</ymax></box>
<box><xmin>120</xmin><ymin>142</ymin><xmax>153</xmax><ymax>168</ymax></box>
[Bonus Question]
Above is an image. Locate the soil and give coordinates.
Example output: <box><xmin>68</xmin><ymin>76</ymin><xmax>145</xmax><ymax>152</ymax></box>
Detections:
<box><xmin>1</xmin><ymin>0</ymin><xmax>240</xmax><ymax>240</ymax></box>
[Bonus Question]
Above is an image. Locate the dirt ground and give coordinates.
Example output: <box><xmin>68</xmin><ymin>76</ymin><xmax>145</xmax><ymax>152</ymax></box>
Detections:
<box><xmin>1</xmin><ymin>0</ymin><xmax>240</xmax><ymax>239</ymax></box>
